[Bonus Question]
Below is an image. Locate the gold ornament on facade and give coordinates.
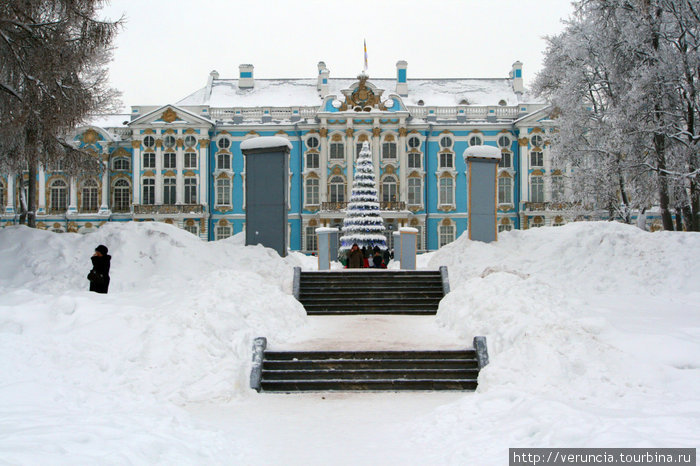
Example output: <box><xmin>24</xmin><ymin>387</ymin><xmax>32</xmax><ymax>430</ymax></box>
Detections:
<box><xmin>67</xmin><ymin>222</ymin><xmax>79</xmax><ymax>233</ymax></box>
<box><xmin>358</xmin><ymin>134</ymin><xmax>369</xmax><ymax>142</ymax></box>
<box><xmin>185</xmin><ymin>128</ymin><xmax>196</xmax><ymax>134</ymax></box>
<box><xmin>144</xmin><ymin>129</ymin><xmax>155</xmax><ymax>135</ymax></box>
<box><xmin>331</xmin><ymin>166</ymin><xmax>342</xmax><ymax>175</ymax></box>
<box><xmin>199</xmin><ymin>139</ymin><xmax>210</xmax><ymax>145</ymax></box>
<box><xmin>165</xmin><ymin>129</ymin><xmax>175</xmax><ymax>135</ymax></box>
<box><xmin>345</xmin><ymin>128</ymin><xmax>354</xmax><ymax>137</ymax></box>
<box><xmin>82</xmin><ymin>129</ymin><xmax>99</xmax><ymax>144</ymax></box>
<box><xmin>398</xmin><ymin>127</ymin><xmax>408</xmax><ymax>137</ymax></box>
<box><xmin>319</xmin><ymin>128</ymin><xmax>328</xmax><ymax>137</ymax></box>
<box><xmin>408</xmin><ymin>206</ymin><xmax>422</xmax><ymax>213</ymax></box>
<box><xmin>372</xmin><ymin>127</ymin><xmax>382</xmax><ymax>137</ymax></box>
<box><xmin>246</xmin><ymin>130</ymin><xmax>259</xmax><ymax>136</ymax></box>
<box><xmin>339</xmin><ymin>74</ymin><xmax>388</xmax><ymax>112</ymax></box>
<box><xmin>53</xmin><ymin>222</ymin><xmax>61</xmax><ymax>229</ymax></box>
<box><xmin>161</xmin><ymin>109</ymin><xmax>178</xmax><ymax>123</ymax></box>
<box><xmin>331</xmin><ymin>133</ymin><xmax>343</xmax><ymax>141</ymax></box>
<box><xmin>176</xmin><ymin>138</ymin><xmax>184</xmax><ymax>148</ymax></box>
<box><xmin>518</xmin><ymin>137</ymin><xmax>529</xmax><ymax>146</ymax></box>
<box><xmin>155</xmin><ymin>139</ymin><xmax>163</xmax><ymax>148</ymax></box>
<box><xmin>384</xmin><ymin>165</ymin><xmax>395</xmax><ymax>174</ymax></box>
<box><xmin>164</xmin><ymin>170</ymin><xmax>176</xmax><ymax>177</ymax></box>
<box><xmin>199</xmin><ymin>218</ymin><xmax>206</xmax><ymax>230</ymax></box>
<box><xmin>131</xmin><ymin>140</ymin><xmax>141</xmax><ymax>149</ymax></box>
<box><xmin>143</xmin><ymin>170</ymin><xmax>155</xmax><ymax>177</ymax></box>
<box><xmin>184</xmin><ymin>170</ymin><xmax>196</xmax><ymax>177</ymax></box>
<box><xmin>37</xmin><ymin>222</ymin><xmax>46</xmax><ymax>229</ymax></box>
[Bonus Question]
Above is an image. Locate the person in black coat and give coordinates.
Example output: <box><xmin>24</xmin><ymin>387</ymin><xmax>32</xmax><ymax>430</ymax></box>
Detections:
<box><xmin>88</xmin><ymin>244</ymin><xmax>111</xmax><ymax>294</ymax></box>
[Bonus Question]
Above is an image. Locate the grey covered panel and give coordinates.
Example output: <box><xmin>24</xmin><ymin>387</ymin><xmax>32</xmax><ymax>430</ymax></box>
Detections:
<box><xmin>468</xmin><ymin>159</ymin><xmax>498</xmax><ymax>243</ymax></box>
<box><xmin>316</xmin><ymin>230</ymin><xmax>331</xmax><ymax>271</ymax></box>
<box><xmin>242</xmin><ymin>144</ymin><xmax>289</xmax><ymax>257</ymax></box>
<box><xmin>399</xmin><ymin>231</ymin><xmax>417</xmax><ymax>270</ymax></box>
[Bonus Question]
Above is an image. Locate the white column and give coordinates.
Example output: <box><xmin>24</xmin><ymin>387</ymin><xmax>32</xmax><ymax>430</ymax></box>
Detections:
<box><xmin>37</xmin><ymin>165</ymin><xmax>46</xmax><ymax>214</ymax></box>
<box><xmin>6</xmin><ymin>174</ymin><xmax>15</xmax><ymax>213</ymax></box>
<box><xmin>176</xmin><ymin>139</ymin><xmax>184</xmax><ymax>204</ymax></box>
<box><xmin>544</xmin><ymin>142</ymin><xmax>552</xmax><ymax>201</ymax></box>
<box><xmin>155</xmin><ymin>140</ymin><xmax>163</xmax><ymax>204</ymax></box>
<box><xmin>199</xmin><ymin>137</ymin><xmax>209</xmax><ymax>206</ymax></box>
<box><xmin>68</xmin><ymin>177</ymin><xmax>77</xmax><ymax>213</ymax></box>
<box><xmin>519</xmin><ymin>137</ymin><xmax>529</xmax><ymax>202</ymax></box>
<box><xmin>398</xmin><ymin>127</ymin><xmax>407</xmax><ymax>203</ymax></box>
<box><xmin>132</xmin><ymin>140</ymin><xmax>141</xmax><ymax>205</ymax></box>
<box><xmin>100</xmin><ymin>160</ymin><xmax>110</xmax><ymax>213</ymax></box>
<box><xmin>319</xmin><ymin>128</ymin><xmax>328</xmax><ymax>203</ymax></box>
<box><xmin>372</xmin><ymin>127</ymin><xmax>381</xmax><ymax>179</ymax></box>
<box><xmin>345</xmin><ymin>127</ymin><xmax>354</xmax><ymax>201</ymax></box>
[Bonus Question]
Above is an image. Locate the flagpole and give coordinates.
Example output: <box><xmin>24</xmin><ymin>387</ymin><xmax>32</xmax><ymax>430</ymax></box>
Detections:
<box><xmin>363</xmin><ymin>39</ymin><xmax>368</xmax><ymax>73</ymax></box>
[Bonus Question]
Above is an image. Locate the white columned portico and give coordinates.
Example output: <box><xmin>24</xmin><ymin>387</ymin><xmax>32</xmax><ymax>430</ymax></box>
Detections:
<box><xmin>37</xmin><ymin>165</ymin><xmax>46</xmax><ymax>214</ymax></box>
<box><xmin>6</xmin><ymin>175</ymin><xmax>15</xmax><ymax>213</ymax></box>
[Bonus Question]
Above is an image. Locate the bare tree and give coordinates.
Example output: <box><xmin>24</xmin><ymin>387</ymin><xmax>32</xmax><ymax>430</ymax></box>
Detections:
<box><xmin>0</xmin><ymin>0</ymin><xmax>122</xmax><ymax>226</ymax></box>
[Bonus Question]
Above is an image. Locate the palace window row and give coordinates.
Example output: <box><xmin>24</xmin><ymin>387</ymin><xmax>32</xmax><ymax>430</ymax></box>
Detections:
<box><xmin>141</xmin><ymin>152</ymin><xmax>198</xmax><ymax>170</ymax></box>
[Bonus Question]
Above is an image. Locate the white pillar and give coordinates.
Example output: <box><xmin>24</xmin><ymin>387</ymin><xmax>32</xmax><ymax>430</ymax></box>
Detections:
<box><xmin>6</xmin><ymin>174</ymin><xmax>15</xmax><ymax>213</ymax></box>
<box><xmin>99</xmin><ymin>160</ymin><xmax>110</xmax><ymax>213</ymax></box>
<box><xmin>345</xmin><ymin>127</ymin><xmax>354</xmax><ymax>202</ymax></box>
<box><xmin>176</xmin><ymin>139</ymin><xmax>184</xmax><ymax>204</ymax></box>
<box><xmin>319</xmin><ymin>128</ymin><xmax>328</xmax><ymax>203</ymax></box>
<box><xmin>519</xmin><ymin>137</ymin><xmax>529</xmax><ymax>202</ymax></box>
<box><xmin>372</xmin><ymin>127</ymin><xmax>381</xmax><ymax>180</ymax></box>
<box><xmin>198</xmin><ymin>137</ymin><xmax>209</xmax><ymax>206</ymax></box>
<box><xmin>398</xmin><ymin>127</ymin><xmax>408</xmax><ymax>203</ymax></box>
<box><xmin>37</xmin><ymin>164</ymin><xmax>46</xmax><ymax>214</ymax></box>
<box><xmin>155</xmin><ymin>140</ymin><xmax>163</xmax><ymax>204</ymax></box>
<box><xmin>132</xmin><ymin>141</ymin><xmax>141</xmax><ymax>205</ymax></box>
<box><xmin>68</xmin><ymin>176</ymin><xmax>77</xmax><ymax>213</ymax></box>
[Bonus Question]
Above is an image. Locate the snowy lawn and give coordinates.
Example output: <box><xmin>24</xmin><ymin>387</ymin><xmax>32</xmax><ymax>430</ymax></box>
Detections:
<box><xmin>0</xmin><ymin>221</ymin><xmax>698</xmax><ymax>465</ymax></box>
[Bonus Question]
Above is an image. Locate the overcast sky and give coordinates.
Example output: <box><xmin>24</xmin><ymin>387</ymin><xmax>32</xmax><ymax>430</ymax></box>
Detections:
<box><xmin>99</xmin><ymin>0</ymin><xmax>575</xmax><ymax>112</ymax></box>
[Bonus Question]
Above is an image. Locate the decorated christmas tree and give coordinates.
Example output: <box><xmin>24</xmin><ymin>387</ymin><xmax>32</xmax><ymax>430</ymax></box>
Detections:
<box><xmin>339</xmin><ymin>141</ymin><xmax>387</xmax><ymax>255</ymax></box>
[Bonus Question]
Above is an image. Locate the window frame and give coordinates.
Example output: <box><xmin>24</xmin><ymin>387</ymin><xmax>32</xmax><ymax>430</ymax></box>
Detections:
<box><xmin>142</xmin><ymin>178</ymin><xmax>155</xmax><ymax>205</ymax></box>
<box><xmin>439</xmin><ymin>177</ymin><xmax>454</xmax><ymax>206</ymax></box>
<box><xmin>216</xmin><ymin>177</ymin><xmax>231</xmax><ymax>206</ymax></box>
<box><xmin>184</xmin><ymin>177</ymin><xmax>197</xmax><ymax>204</ymax></box>
<box><xmin>408</xmin><ymin>177</ymin><xmax>422</xmax><ymax>206</ymax></box>
<box><xmin>305</xmin><ymin>177</ymin><xmax>319</xmax><ymax>206</ymax></box>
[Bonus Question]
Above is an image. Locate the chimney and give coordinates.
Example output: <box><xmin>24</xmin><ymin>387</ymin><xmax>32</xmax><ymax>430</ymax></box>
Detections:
<box><xmin>317</xmin><ymin>61</ymin><xmax>330</xmax><ymax>96</ymax></box>
<box><xmin>206</xmin><ymin>70</ymin><xmax>219</xmax><ymax>95</ymax></box>
<box><xmin>396</xmin><ymin>60</ymin><xmax>408</xmax><ymax>96</ymax></box>
<box><xmin>239</xmin><ymin>64</ymin><xmax>254</xmax><ymax>89</ymax></box>
<box><xmin>511</xmin><ymin>61</ymin><xmax>524</xmax><ymax>94</ymax></box>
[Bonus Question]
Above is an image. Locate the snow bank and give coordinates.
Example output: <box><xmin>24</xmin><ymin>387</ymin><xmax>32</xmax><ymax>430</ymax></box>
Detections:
<box><xmin>240</xmin><ymin>136</ymin><xmax>292</xmax><ymax>151</ymax></box>
<box><xmin>463</xmin><ymin>144</ymin><xmax>501</xmax><ymax>159</ymax></box>
<box><xmin>0</xmin><ymin>222</ymin><xmax>306</xmax><ymax>463</ymax></box>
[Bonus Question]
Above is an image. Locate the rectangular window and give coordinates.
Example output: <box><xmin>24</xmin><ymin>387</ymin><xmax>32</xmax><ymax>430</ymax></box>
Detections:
<box><xmin>143</xmin><ymin>152</ymin><xmax>155</xmax><ymax>169</ymax></box>
<box><xmin>82</xmin><ymin>187</ymin><xmax>99</xmax><ymax>212</ymax></box>
<box><xmin>439</xmin><ymin>177</ymin><xmax>453</xmax><ymax>205</ymax></box>
<box><xmin>305</xmin><ymin>226</ymin><xmax>317</xmax><ymax>252</ymax></box>
<box><xmin>306</xmin><ymin>178</ymin><xmax>319</xmax><ymax>205</ymax></box>
<box><xmin>498</xmin><ymin>177</ymin><xmax>512</xmax><ymax>204</ymax></box>
<box><xmin>439</xmin><ymin>152</ymin><xmax>453</xmax><ymax>169</ymax></box>
<box><xmin>184</xmin><ymin>224</ymin><xmax>198</xmax><ymax>235</ymax></box>
<box><xmin>306</xmin><ymin>152</ymin><xmax>319</xmax><ymax>169</ymax></box>
<box><xmin>216</xmin><ymin>225</ymin><xmax>232</xmax><ymax>240</ymax></box>
<box><xmin>439</xmin><ymin>225</ymin><xmax>455</xmax><ymax>248</ymax></box>
<box><xmin>531</xmin><ymin>176</ymin><xmax>544</xmax><ymax>203</ymax></box>
<box><xmin>382</xmin><ymin>142</ymin><xmax>397</xmax><ymax>159</ymax></box>
<box><xmin>408</xmin><ymin>152</ymin><xmax>421</xmax><ymax>169</ymax></box>
<box><xmin>499</xmin><ymin>152</ymin><xmax>511</xmax><ymax>168</ymax></box>
<box><xmin>216</xmin><ymin>178</ymin><xmax>231</xmax><ymax>205</ymax></box>
<box><xmin>163</xmin><ymin>152</ymin><xmax>176</xmax><ymax>169</ymax></box>
<box><xmin>163</xmin><ymin>178</ymin><xmax>176</xmax><ymax>205</ymax></box>
<box><xmin>530</xmin><ymin>151</ymin><xmax>543</xmax><ymax>167</ymax></box>
<box><xmin>329</xmin><ymin>142</ymin><xmax>344</xmax><ymax>159</ymax></box>
<box><xmin>408</xmin><ymin>178</ymin><xmax>422</xmax><ymax>206</ymax></box>
<box><xmin>184</xmin><ymin>178</ymin><xmax>197</xmax><ymax>204</ymax></box>
<box><xmin>142</xmin><ymin>178</ymin><xmax>155</xmax><ymax>205</ymax></box>
<box><xmin>184</xmin><ymin>152</ymin><xmax>197</xmax><ymax>169</ymax></box>
<box><xmin>552</xmin><ymin>175</ymin><xmax>564</xmax><ymax>202</ymax></box>
<box><xmin>356</xmin><ymin>143</ymin><xmax>363</xmax><ymax>159</ymax></box>
<box><xmin>113</xmin><ymin>182</ymin><xmax>130</xmax><ymax>212</ymax></box>
<box><xmin>415</xmin><ymin>226</ymin><xmax>423</xmax><ymax>251</ymax></box>
<box><xmin>217</xmin><ymin>153</ymin><xmax>231</xmax><ymax>171</ymax></box>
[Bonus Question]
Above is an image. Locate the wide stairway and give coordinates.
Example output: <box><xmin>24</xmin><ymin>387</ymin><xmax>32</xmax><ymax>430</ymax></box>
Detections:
<box><xmin>297</xmin><ymin>269</ymin><xmax>446</xmax><ymax>315</ymax></box>
<box><xmin>257</xmin><ymin>349</ymin><xmax>480</xmax><ymax>392</ymax></box>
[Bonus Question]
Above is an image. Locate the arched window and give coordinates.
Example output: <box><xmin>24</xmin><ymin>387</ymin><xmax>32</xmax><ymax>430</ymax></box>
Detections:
<box><xmin>113</xmin><ymin>179</ymin><xmax>131</xmax><ymax>212</ymax></box>
<box><xmin>439</xmin><ymin>135</ymin><xmax>452</xmax><ymax>149</ymax></box>
<box><xmin>305</xmin><ymin>177</ymin><xmax>319</xmax><ymax>206</ymax></box>
<box><xmin>498</xmin><ymin>135</ymin><xmax>511</xmax><ymax>148</ymax></box>
<box><xmin>439</xmin><ymin>177</ymin><xmax>453</xmax><ymax>205</ymax></box>
<box><xmin>184</xmin><ymin>177</ymin><xmax>197</xmax><ymax>204</ymax></box>
<box><xmin>184</xmin><ymin>135</ymin><xmax>197</xmax><ymax>148</ymax></box>
<box><xmin>530</xmin><ymin>134</ymin><xmax>543</xmax><ymax>147</ymax></box>
<box><xmin>113</xmin><ymin>157</ymin><xmax>130</xmax><ymax>171</ymax></box>
<box><xmin>142</xmin><ymin>178</ymin><xmax>155</xmax><ymax>205</ymax></box>
<box><xmin>329</xmin><ymin>176</ymin><xmax>345</xmax><ymax>203</ymax></box>
<box><xmin>532</xmin><ymin>216</ymin><xmax>545</xmax><ymax>228</ymax></box>
<box><xmin>305</xmin><ymin>224</ymin><xmax>318</xmax><ymax>252</ymax></box>
<box><xmin>498</xmin><ymin>176</ymin><xmax>512</xmax><ymax>204</ymax></box>
<box><xmin>163</xmin><ymin>177</ymin><xmax>176</xmax><ymax>205</ymax></box>
<box><xmin>81</xmin><ymin>179</ymin><xmax>99</xmax><ymax>213</ymax></box>
<box><xmin>408</xmin><ymin>177</ymin><xmax>422</xmax><ymax>206</ymax></box>
<box><xmin>217</xmin><ymin>137</ymin><xmax>231</xmax><ymax>150</ymax></box>
<box><xmin>439</xmin><ymin>220</ymin><xmax>455</xmax><ymax>248</ymax></box>
<box><xmin>382</xmin><ymin>175</ymin><xmax>397</xmax><ymax>203</ymax></box>
<box><xmin>216</xmin><ymin>178</ymin><xmax>231</xmax><ymax>206</ymax></box>
<box><xmin>306</xmin><ymin>136</ymin><xmax>320</xmax><ymax>149</ymax></box>
<box><xmin>408</xmin><ymin>136</ymin><xmax>421</xmax><ymax>149</ymax></box>
<box><xmin>217</xmin><ymin>152</ymin><xmax>231</xmax><ymax>171</ymax></box>
<box><xmin>531</xmin><ymin>175</ymin><xmax>544</xmax><ymax>203</ymax></box>
<box><xmin>49</xmin><ymin>179</ymin><xmax>68</xmax><ymax>213</ymax></box>
<box><xmin>143</xmin><ymin>135</ymin><xmax>155</xmax><ymax>148</ymax></box>
<box><xmin>163</xmin><ymin>135</ymin><xmax>176</xmax><ymax>149</ymax></box>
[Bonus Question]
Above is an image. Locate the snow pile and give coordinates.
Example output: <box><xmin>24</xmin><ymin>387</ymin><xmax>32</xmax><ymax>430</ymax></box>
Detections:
<box><xmin>411</xmin><ymin>222</ymin><xmax>700</xmax><ymax>462</ymax></box>
<box><xmin>0</xmin><ymin>222</ymin><xmax>306</xmax><ymax>463</ymax></box>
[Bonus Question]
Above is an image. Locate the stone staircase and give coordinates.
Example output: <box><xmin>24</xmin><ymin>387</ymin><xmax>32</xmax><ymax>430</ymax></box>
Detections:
<box><xmin>250</xmin><ymin>267</ymin><xmax>489</xmax><ymax>392</ymax></box>
<box><xmin>294</xmin><ymin>267</ymin><xmax>449</xmax><ymax>315</ymax></box>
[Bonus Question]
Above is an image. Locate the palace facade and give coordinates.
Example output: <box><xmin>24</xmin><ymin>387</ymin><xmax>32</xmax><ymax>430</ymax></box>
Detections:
<box><xmin>0</xmin><ymin>60</ymin><xmax>592</xmax><ymax>252</ymax></box>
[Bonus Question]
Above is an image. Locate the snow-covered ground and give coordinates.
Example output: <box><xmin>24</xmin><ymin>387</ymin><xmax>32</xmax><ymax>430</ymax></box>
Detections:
<box><xmin>1</xmin><ymin>221</ymin><xmax>698</xmax><ymax>464</ymax></box>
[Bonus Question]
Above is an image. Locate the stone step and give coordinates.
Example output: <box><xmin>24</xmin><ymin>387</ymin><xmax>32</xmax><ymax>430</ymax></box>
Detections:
<box><xmin>262</xmin><ymin>359</ymin><xmax>478</xmax><ymax>370</ymax></box>
<box><xmin>264</xmin><ymin>350</ymin><xmax>477</xmax><ymax>360</ymax></box>
<box><xmin>260</xmin><ymin>379</ymin><xmax>478</xmax><ymax>392</ymax></box>
<box><xmin>261</xmin><ymin>369</ymin><xmax>479</xmax><ymax>380</ymax></box>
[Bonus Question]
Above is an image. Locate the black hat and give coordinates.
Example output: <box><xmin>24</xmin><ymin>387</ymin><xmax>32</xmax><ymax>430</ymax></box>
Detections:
<box><xmin>95</xmin><ymin>245</ymin><xmax>108</xmax><ymax>255</ymax></box>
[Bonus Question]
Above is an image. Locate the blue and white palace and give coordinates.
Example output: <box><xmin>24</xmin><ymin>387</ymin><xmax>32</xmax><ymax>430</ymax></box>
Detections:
<box><xmin>0</xmin><ymin>60</ymin><xmax>590</xmax><ymax>252</ymax></box>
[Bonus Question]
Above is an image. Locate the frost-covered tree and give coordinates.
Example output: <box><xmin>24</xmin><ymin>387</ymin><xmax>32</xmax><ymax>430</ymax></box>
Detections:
<box><xmin>339</xmin><ymin>141</ymin><xmax>387</xmax><ymax>255</ymax></box>
<box><xmin>535</xmin><ymin>0</ymin><xmax>700</xmax><ymax>231</ymax></box>
<box><xmin>0</xmin><ymin>0</ymin><xmax>122</xmax><ymax>226</ymax></box>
